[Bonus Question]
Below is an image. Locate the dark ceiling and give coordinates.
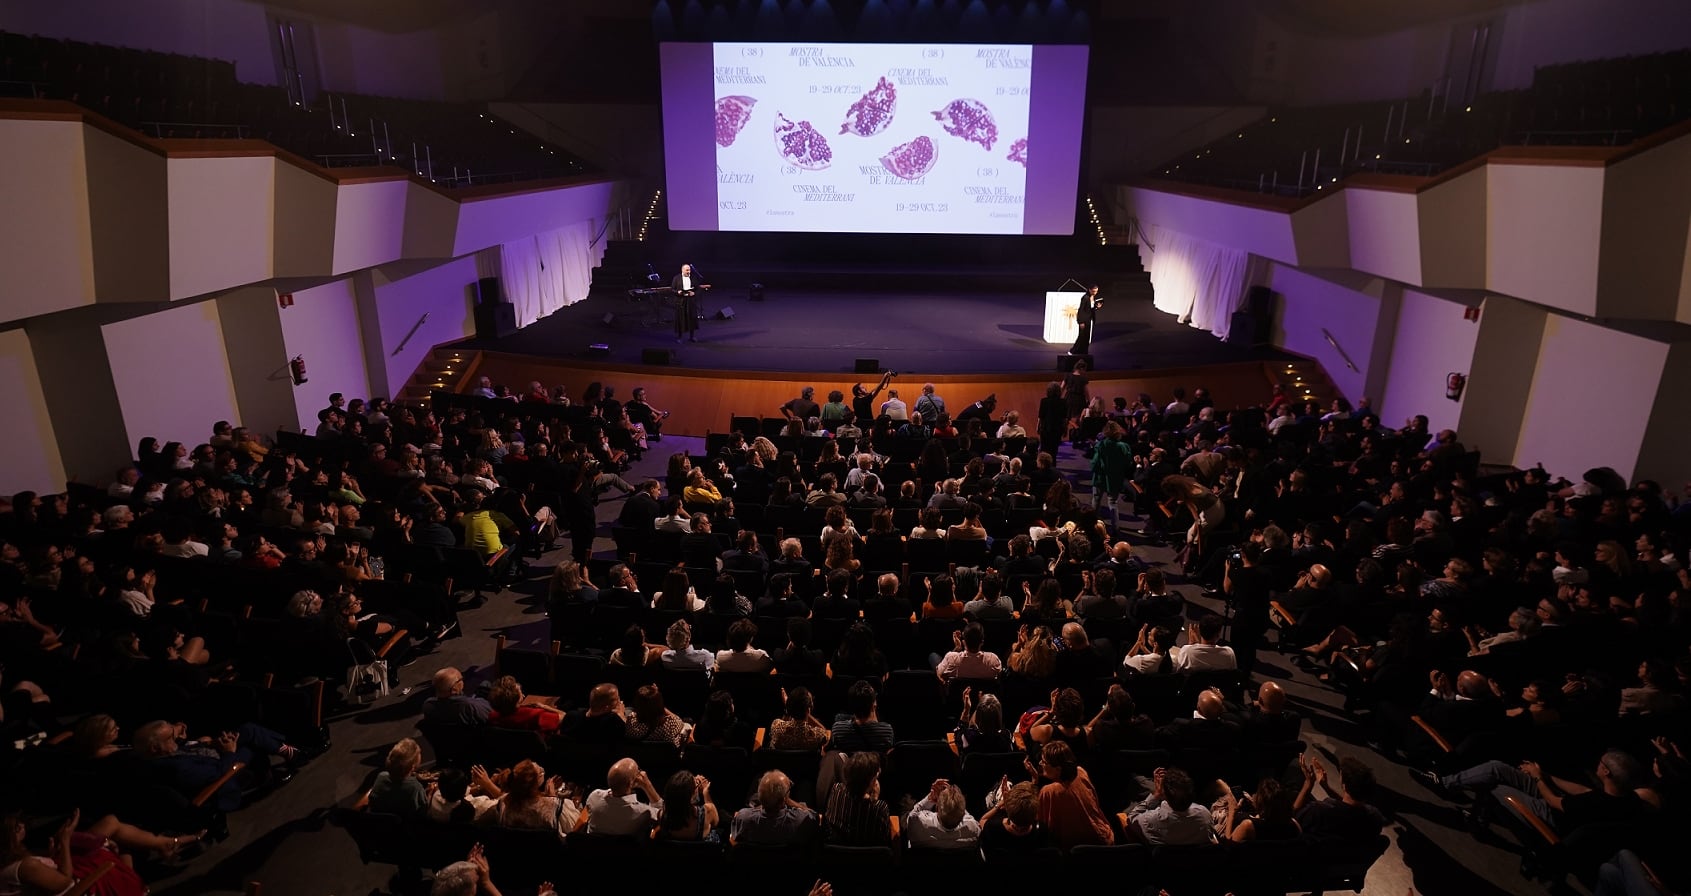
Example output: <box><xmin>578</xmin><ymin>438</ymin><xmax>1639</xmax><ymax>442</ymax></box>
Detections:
<box><xmin>1259</xmin><ymin>0</ymin><xmax>1539</xmax><ymax>36</ymax></box>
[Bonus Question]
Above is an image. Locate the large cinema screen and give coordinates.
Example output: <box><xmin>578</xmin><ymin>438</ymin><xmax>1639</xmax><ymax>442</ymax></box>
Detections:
<box><xmin>660</xmin><ymin>42</ymin><xmax>1089</xmax><ymax>235</ymax></box>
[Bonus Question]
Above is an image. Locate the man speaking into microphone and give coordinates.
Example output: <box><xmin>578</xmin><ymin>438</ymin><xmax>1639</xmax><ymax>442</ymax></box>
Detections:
<box><xmin>671</xmin><ymin>263</ymin><xmax>707</xmax><ymax>343</ymax></box>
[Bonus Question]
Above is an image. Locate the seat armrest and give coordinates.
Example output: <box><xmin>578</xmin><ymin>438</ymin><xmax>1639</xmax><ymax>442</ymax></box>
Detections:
<box><xmin>375</xmin><ymin>629</ymin><xmax>411</xmax><ymax>659</ymax></box>
<box><xmin>1410</xmin><ymin>715</ymin><xmax>1454</xmax><ymax>754</ymax></box>
<box><xmin>65</xmin><ymin>862</ymin><xmax>115</xmax><ymax>896</ymax></box>
<box><xmin>192</xmin><ymin>761</ymin><xmax>247</xmax><ymax>807</ymax></box>
<box><xmin>1501</xmin><ymin>793</ymin><xmax>1559</xmax><ymax>845</ymax></box>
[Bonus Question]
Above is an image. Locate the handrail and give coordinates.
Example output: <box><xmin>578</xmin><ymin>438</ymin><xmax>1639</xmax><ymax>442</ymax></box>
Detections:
<box><xmin>393</xmin><ymin>312</ymin><xmax>430</xmax><ymax>356</ymax></box>
<box><xmin>142</xmin><ymin>120</ymin><xmax>248</xmax><ymax>138</ymax></box>
<box><xmin>1321</xmin><ymin>328</ymin><xmax>1360</xmax><ymax>373</ymax></box>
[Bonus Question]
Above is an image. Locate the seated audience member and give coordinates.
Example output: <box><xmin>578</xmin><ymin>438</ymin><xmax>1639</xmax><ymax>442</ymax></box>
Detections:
<box><xmin>1031</xmin><ymin>741</ymin><xmax>1114</xmax><ymax>848</ymax></box>
<box><xmin>830</xmin><ymin>680</ymin><xmax>895</xmax><ymax>753</ymax></box>
<box><xmin>1127</xmin><ymin>767</ymin><xmax>1215</xmax><ymax>846</ymax></box>
<box><xmin>963</xmin><ymin>570</ymin><xmax>1015</xmax><ymax>619</ymax></box>
<box><xmin>367</xmin><ymin>737</ymin><xmax>429</xmax><ymax>816</ymax></box>
<box><xmin>906</xmin><ymin>779</ymin><xmax>981</xmax><ymax>849</ymax></box>
<box><xmin>1075</xmin><ymin>569</ymin><xmax>1127</xmax><ymax>619</ymax></box>
<box><xmin>979</xmin><ymin>780</ymin><xmax>1051</xmax><ymax>856</ymax></box>
<box><xmin>483</xmin><ymin>758</ymin><xmax>581</xmax><ymax>834</ymax></box>
<box><xmin>732</xmin><ymin>771</ymin><xmax>819</xmax><ymax>845</ymax></box>
<box><xmin>560</xmin><ymin>684</ymin><xmax>627</xmax><ymax>745</ymax></box>
<box><xmin>715</xmin><ymin>618</ymin><xmax>773</xmax><ymax>672</ymax></box>
<box><xmin>1436</xmin><ymin>750</ymin><xmax>1645</xmax><ymax>836</ymax></box>
<box><xmin>1086</xmin><ymin>684</ymin><xmax>1157</xmax><ymax>751</ymax></box>
<box><xmin>586</xmin><ymin>758</ymin><xmax>664</xmax><ymax>836</ymax></box>
<box><xmin>1054</xmin><ymin>622</ymin><xmax>1112</xmax><ymax>681</ymax></box>
<box><xmin>1122</xmin><ymin>624</ymin><xmax>1174</xmax><ymax>675</ymax></box>
<box><xmin>1158</xmin><ymin>687</ymin><xmax>1242</xmax><ymax>752</ymax></box>
<box><xmin>422</xmin><ymin>668</ymin><xmax>492</xmax><ymax>725</ymax></box>
<box><xmin>426</xmin><ymin>767</ymin><xmax>499</xmax><ymax>823</ymax></box>
<box><xmin>1294</xmin><ymin>755</ymin><xmax>1386</xmax><ymax>844</ymax></box>
<box><xmin>653</xmin><ymin>569</ymin><xmax>705</xmax><ymax>613</ymax></box>
<box><xmin>625</xmin><ymin>683</ymin><xmax>688</xmax><ymax>748</ymax></box>
<box><xmin>768</xmin><ymin>686</ymin><xmax>830</xmax><ymax>751</ymax></box>
<box><xmin>692</xmin><ymin>690</ymin><xmax>755</xmax><ymax>751</ymax></box>
<box><xmin>822</xmin><ymin>752</ymin><xmax>892</xmax><ymax>845</ymax></box>
<box><xmin>1224</xmin><ymin>681</ymin><xmax>1303</xmax><ymax>746</ymax></box>
<box><xmin>957</xmin><ymin>689</ymin><xmax>1014</xmax><ymax>753</ymax></box>
<box><xmin>1170</xmin><ymin>614</ymin><xmax>1236</xmax><ymax>672</ymax></box>
<box><xmin>934</xmin><ymin>622</ymin><xmax>1003</xmax><ymax>681</ymax></box>
<box><xmin>1219</xmin><ymin>778</ymin><xmax>1301</xmax><ymax>842</ymax></box>
<box><xmin>832</xmin><ymin>623</ymin><xmax>890</xmax><ymax>680</ymax></box>
<box><xmin>655</xmin><ymin>771</ymin><xmax>719</xmax><ymax>841</ymax></box>
<box><xmin>772</xmin><ymin>618</ymin><xmax>827</xmax><ymax>675</ymax></box>
<box><xmin>132</xmin><ymin>719</ymin><xmax>300</xmax><ymax>811</ymax></box>
<box><xmin>660</xmin><ymin>619</ymin><xmax>715</xmax><ymax>671</ymax></box>
<box><xmin>486</xmin><ymin>675</ymin><xmax>564</xmax><ymax>734</ymax></box>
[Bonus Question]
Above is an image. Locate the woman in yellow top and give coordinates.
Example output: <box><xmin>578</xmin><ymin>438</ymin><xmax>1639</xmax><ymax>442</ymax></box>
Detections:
<box><xmin>681</xmin><ymin>467</ymin><xmax>723</xmax><ymax>507</ymax></box>
<box><xmin>460</xmin><ymin>490</ymin><xmax>513</xmax><ymax>556</ymax></box>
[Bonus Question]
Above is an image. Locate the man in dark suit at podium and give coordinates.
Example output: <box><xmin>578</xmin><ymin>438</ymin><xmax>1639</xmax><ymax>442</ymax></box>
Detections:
<box><xmin>1069</xmin><ymin>284</ymin><xmax>1100</xmax><ymax>355</ymax></box>
<box><xmin>671</xmin><ymin>264</ymin><xmax>705</xmax><ymax>343</ymax></box>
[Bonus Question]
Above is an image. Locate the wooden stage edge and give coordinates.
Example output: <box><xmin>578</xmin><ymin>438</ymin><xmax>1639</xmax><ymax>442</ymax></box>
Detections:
<box><xmin>464</xmin><ymin>348</ymin><xmax>1294</xmax><ymax>442</ymax></box>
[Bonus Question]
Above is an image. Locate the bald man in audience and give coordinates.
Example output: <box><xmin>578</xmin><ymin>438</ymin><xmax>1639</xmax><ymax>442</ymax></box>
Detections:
<box><xmin>1156</xmin><ymin>688</ymin><xmax>1242</xmax><ymax>753</ymax></box>
<box><xmin>559</xmin><ymin>683</ymin><xmax>627</xmax><ymax>746</ymax></box>
<box><xmin>1225</xmin><ymin>681</ymin><xmax>1303</xmax><ymax>745</ymax></box>
<box><xmin>585</xmin><ymin>757</ymin><xmax>663</xmax><ymax>836</ymax></box>
<box><xmin>421</xmin><ymin>667</ymin><xmax>490</xmax><ymax>726</ymax></box>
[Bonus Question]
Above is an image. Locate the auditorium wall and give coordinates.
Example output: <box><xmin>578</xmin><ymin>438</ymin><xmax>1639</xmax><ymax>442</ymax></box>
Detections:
<box><xmin>0</xmin><ymin>118</ymin><xmax>92</xmax><ymax>321</ymax></box>
<box><xmin>369</xmin><ymin>256</ymin><xmax>481</xmax><ymax>400</ymax></box>
<box><xmin>0</xmin><ymin>329</ymin><xmax>65</xmax><ymax>496</ymax></box>
<box><xmin>166</xmin><ymin>155</ymin><xmax>275</xmax><ymax>301</ymax></box>
<box><xmin>1456</xmin><ymin>296</ymin><xmax>1545</xmax><ymax>466</ymax></box>
<box><xmin>1486</xmin><ymin>162</ymin><xmax>1603</xmax><ymax>318</ymax></box>
<box><xmin>1636</xmin><ymin>342</ymin><xmax>1691</xmax><ymax>489</ymax></box>
<box><xmin>101</xmin><ymin>300</ymin><xmax>240</xmax><ymax>452</ymax></box>
<box><xmin>277</xmin><ymin>279</ymin><xmax>372</xmax><ymax>433</ymax></box>
<box><xmin>1512</xmin><ymin>315</ymin><xmax>1669</xmax><ymax>482</ymax></box>
<box><xmin>1267</xmin><ymin>265</ymin><xmax>1393</xmax><ymax>403</ymax></box>
<box><xmin>1344</xmin><ymin>188</ymin><xmax>1422</xmax><ymax>287</ymax></box>
<box><xmin>1597</xmin><ymin>133</ymin><xmax>1691</xmax><ymax>322</ymax></box>
<box><xmin>1376</xmin><ymin>290</ymin><xmax>1481</xmax><ymax>435</ymax></box>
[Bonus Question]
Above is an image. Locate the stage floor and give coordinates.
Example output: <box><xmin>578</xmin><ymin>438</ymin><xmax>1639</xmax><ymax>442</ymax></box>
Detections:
<box><xmin>464</xmin><ymin>287</ymin><xmax>1292</xmax><ymax>375</ymax></box>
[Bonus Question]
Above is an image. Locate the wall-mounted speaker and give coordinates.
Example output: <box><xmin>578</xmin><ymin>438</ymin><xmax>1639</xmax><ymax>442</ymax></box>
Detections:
<box><xmin>473</xmin><ymin>301</ymin><xmax>516</xmax><ymax>339</ymax></box>
<box><xmin>854</xmin><ymin>358</ymin><xmax>880</xmax><ymax>374</ymax></box>
<box><xmin>642</xmin><ymin>348</ymin><xmax>674</xmax><ymax>366</ymax></box>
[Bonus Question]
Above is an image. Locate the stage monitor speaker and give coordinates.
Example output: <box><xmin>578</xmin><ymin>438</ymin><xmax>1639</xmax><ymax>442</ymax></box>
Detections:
<box><xmin>475</xmin><ymin>276</ymin><xmax>502</xmax><ymax>306</ymax></box>
<box><xmin>854</xmin><ymin>358</ymin><xmax>880</xmax><ymax>374</ymax></box>
<box><xmin>1057</xmin><ymin>354</ymin><xmax>1092</xmax><ymax>372</ymax></box>
<box><xmin>642</xmin><ymin>348</ymin><xmax>674</xmax><ymax>366</ymax></box>
<box><xmin>716</xmin><ymin>306</ymin><xmax>735</xmax><ymax>320</ymax></box>
<box><xmin>602</xmin><ymin>312</ymin><xmax>615</xmax><ymax>325</ymax></box>
<box><xmin>473</xmin><ymin>301</ymin><xmax>517</xmax><ymax>339</ymax></box>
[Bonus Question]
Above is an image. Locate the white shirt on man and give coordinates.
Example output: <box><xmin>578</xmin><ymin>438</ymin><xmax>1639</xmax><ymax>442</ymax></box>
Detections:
<box><xmin>585</xmin><ymin>788</ymin><xmax>661</xmax><ymax>836</ymax></box>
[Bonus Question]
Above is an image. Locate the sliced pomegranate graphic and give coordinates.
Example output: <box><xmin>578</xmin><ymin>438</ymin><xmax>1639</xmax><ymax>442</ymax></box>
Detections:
<box><xmin>715</xmin><ymin>95</ymin><xmax>756</xmax><ymax>148</ymax></box>
<box><xmin>840</xmin><ymin>76</ymin><xmax>897</xmax><ymax>137</ymax></box>
<box><xmin>932</xmin><ymin>98</ymin><xmax>999</xmax><ymax>151</ymax></box>
<box><xmin>880</xmin><ymin>135</ymin><xmax>937</xmax><ymax>181</ymax></box>
<box><xmin>774</xmin><ymin>112</ymin><xmax>833</xmax><ymax>170</ymax></box>
<box><xmin>1007</xmin><ymin>136</ymin><xmax>1028</xmax><ymax>167</ymax></box>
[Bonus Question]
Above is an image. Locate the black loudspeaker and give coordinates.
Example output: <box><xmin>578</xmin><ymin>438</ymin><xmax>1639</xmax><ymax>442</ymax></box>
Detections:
<box><xmin>1057</xmin><ymin>354</ymin><xmax>1092</xmax><ymax>372</ymax></box>
<box><xmin>473</xmin><ymin>301</ymin><xmax>517</xmax><ymax>339</ymax></box>
<box><xmin>602</xmin><ymin>312</ymin><xmax>615</xmax><ymax>325</ymax></box>
<box><xmin>716</xmin><ymin>306</ymin><xmax>735</xmax><ymax>320</ymax></box>
<box><xmin>1228</xmin><ymin>310</ymin><xmax>1258</xmax><ymax>345</ymax></box>
<box><xmin>475</xmin><ymin>277</ymin><xmax>502</xmax><ymax>305</ymax></box>
<box><xmin>1246</xmin><ymin>285</ymin><xmax>1275</xmax><ymax>344</ymax></box>
<box><xmin>854</xmin><ymin>358</ymin><xmax>880</xmax><ymax>374</ymax></box>
<box><xmin>642</xmin><ymin>348</ymin><xmax>674</xmax><ymax>366</ymax></box>
<box><xmin>749</xmin><ymin>283</ymin><xmax>765</xmax><ymax>301</ymax></box>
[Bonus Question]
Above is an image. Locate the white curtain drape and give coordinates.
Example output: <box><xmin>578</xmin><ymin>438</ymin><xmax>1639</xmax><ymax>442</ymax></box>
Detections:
<box><xmin>496</xmin><ymin>221</ymin><xmax>603</xmax><ymax>328</ymax></box>
<box><xmin>1145</xmin><ymin>225</ymin><xmax>1254</xmax><ymax>338</ymax></box>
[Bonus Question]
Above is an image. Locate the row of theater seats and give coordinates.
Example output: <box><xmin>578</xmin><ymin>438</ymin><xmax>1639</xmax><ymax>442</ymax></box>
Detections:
<box><xmin>1157</xmin><ymin>48</ymin><xmax>1691</xmax><ymax>192</ymax></box>
<box><xmin>340</xmin><ymin>811</ymin><xmax>1386</xmax><ymax>896</ymax></box>
<box><xmin>0</xmin><ymin>30</ymin><xmax>591</xmax><ymax>185</ymax></box>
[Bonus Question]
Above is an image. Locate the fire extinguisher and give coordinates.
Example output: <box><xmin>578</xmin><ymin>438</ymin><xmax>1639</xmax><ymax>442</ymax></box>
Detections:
<box><xmin>1445</xmin><ymin>372</ymin><xmax>1466</xmax><ymax>401</ymax></box>
<box><xmin>290</xmin><ymin>355</ymin><xmax>308</xmax><ymax>386</ymax></box>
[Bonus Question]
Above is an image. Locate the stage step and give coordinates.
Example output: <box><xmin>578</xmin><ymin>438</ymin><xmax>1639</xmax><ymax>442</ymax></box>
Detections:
<box><xmin>397</xmin><ymin>345</ymin><xmax>480</xmax><ymax>404</ymax></box>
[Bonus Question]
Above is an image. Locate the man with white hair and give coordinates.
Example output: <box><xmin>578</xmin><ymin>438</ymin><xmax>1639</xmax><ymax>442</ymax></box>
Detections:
<box><xmin>431</xmin><ymin>843</ymin><xmax>556</xmax><ymax>896</ymax></box>
<box><xmin>905</xmin><ymin>778</ymin><xmax>980</xmax><ymax>849</ymax></box>
<box><xmin>731</xmin><ymin>770</ymin><xmax>819</xmax><ymax>845</ymax></box>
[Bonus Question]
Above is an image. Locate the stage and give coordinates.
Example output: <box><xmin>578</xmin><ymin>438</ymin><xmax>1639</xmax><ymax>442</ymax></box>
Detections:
<box><xmin>460</xmin><ymin>283</ymin><xmax>1293</xmax><ymax>376</ymax></box>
